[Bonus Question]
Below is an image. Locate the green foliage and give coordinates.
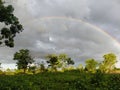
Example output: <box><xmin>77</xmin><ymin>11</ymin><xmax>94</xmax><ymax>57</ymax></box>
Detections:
<box><xmin>99</xmin><ymin>53</ymin><xmax>117</xmax><ymax>73</ymax></box>
<box><xmin>85</xmin><ymin>58</ymin><xmax>98</xmax><ymax>72</ymax></box>
<box><xmin>13</xmin><ymin>49</ymin><xmax>34</xmax><ymax>73</ymax></box>
<box><xmin>0</xmin><ymin>0</ymin><xmax>23</xmax><ymax>47</ymax></box>
<box><xmin>77</xmin><ymin>64</ymin><xmax>84</xmax><ymax>72</ymax></box>
<box><xmin>46</xmin><ymin>54</ymin><xmax>59</xmax><ymax>71</ymax></box>
<box><xmin>28</xmin><ymin>66</ymin><xmax>36</xmax><ymax>74</ymax></box>
<box><xmin>46</xmin><ymin>53</ymin><xmax>74</xmax><ymax>71</ymax></box>
<box><xmin>59</xmin><ymin>54</ymin><xmax>74</xmax><ymax>68</ymax></box>
<box><xmin>0</xmin><ymin>70</ymin><xmax>120</xmax><ymax>90</ymax></box>
<box><xmin>0</xmin><ymin>69</ymin><xmax>3</xmax><ymax>74</ymax></box>
<box><xmin>39</xmin><ymin>63</ymin><xmax>46</xmax><ymax>72</ymax></box>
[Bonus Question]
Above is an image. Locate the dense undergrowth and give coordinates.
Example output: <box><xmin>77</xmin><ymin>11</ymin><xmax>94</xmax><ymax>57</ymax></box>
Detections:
<box><xmin>0</xmin><ymin>70</ymin><xmax>120</xmax><ymax>90</ymax></box>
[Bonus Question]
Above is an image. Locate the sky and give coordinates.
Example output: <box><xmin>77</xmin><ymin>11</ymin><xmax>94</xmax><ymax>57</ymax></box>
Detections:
<box><xmin>1</xmin><ymin>0</ymin><xmax>120</xmax><ymax>69</ymax></box>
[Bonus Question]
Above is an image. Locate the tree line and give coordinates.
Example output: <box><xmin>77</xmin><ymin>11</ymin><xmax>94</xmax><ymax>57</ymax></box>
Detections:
<box><xmin>0</xmin><ymin>49</ymin><xmax>118</xmax><ymax>74</ymax></box>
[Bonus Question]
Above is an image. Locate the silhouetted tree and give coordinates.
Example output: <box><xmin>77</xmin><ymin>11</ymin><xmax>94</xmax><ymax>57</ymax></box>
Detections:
<box><xmin>0</xmin><ymin>0</ymin><xmax>23</xmax><ymax>47</ymax></box>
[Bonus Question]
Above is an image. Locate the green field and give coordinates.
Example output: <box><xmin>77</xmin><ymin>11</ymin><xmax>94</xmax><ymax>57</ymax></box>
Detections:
<box><xmin>0</xmin><ymin>70</ymin><xmax>120</xmax><ymax>90</ymax></box>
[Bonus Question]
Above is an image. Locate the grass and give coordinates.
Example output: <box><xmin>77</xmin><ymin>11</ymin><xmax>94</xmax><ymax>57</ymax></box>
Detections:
<box><xmin>0</xmin><ymin>70</ymin><xmax>120</xmax><ymax>90</ymax></box>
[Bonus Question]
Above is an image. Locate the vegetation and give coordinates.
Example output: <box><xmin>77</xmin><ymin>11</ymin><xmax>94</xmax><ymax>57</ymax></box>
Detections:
<box><xmin>0</xmin><ymin>70</ymin><xmax>120</xmax><ymax>90</ymax></box>
<box><xmin>38</xmin><ymin>63</ymin><xmax>46</xmax><ymax>72</ymax></box>
<box><xmin>0</xmin><ymin>0</ymin><xmax>23</xmax><ymax>47</ymax></box>
<box><xmin>85</xmin><ymin>58</ymin><xmax>98</xmax><ymax>72</ymax></box>
<box><xmin>0</xmin><ymin>52</ymin><xmax>119</xmax><ymax>89</ymax></box>
<box><xmin>13</xmin><ymin>49</ymin><xmax>34</xmax><ymax>73</ymax></box>
<box><xmin>99</xmin><ymin>53</ymin><xmax>117</xmax><ymax>73</ymax></box>
<box><xmin>0</xmin><ymin>1</ymin><xmax>120</xmax><ymax>90</ymax></box>
<box><xmin>46</xmin><ymin>54</ymin><xmax>74</xmax><ymax>71</ymax></box>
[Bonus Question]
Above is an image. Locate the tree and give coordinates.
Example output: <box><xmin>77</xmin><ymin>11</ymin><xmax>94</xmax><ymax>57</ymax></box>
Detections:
<box><xmin>66</xmin><ymin>57</ymin><xmax>74</xmax><ymax>65</ymax></box>
<box><xmin>85</xmin><ymin>58</ymin><xmax>98</xmax><ymax>72</ymax></box>
<box><xmin>99</xmin><ymin>53</ymin><xmax>117</xmax><ymax>73</ymax></box>
<box><xmin>46</xmin><ymin>54</ymin><xmax>74</xmax><ymax>71</ymax></box>
<box><xmin>58</xmin><ymin>54</ymin><xmax>74</xmax><ymax>69</ymax></box>
<box><xmin>0</xmin><ymin>0</ymin><xmax>23</xmax><ymax>47</ymax></box>
<box><xmin>13</xmin><ymin>49</ymin><xmax>34</xmax><ymax>73</ymax></box>
<box><xmin>46</xmin><ymin>54</ymin><xmax>59</xmax><ymax>71</ymax></box>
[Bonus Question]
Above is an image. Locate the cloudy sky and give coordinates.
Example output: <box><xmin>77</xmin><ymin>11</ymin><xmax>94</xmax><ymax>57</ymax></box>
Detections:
<box><xmin>1</xmin><ymin>0</ymin><xmax>120</xmax><ymax>69</ymax></box>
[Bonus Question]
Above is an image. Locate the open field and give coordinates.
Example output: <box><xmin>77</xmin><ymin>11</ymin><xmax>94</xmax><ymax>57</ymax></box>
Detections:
<box><xmin>0</xmin><ymin>70</ymin><xmax>120</xmax><ymax>90</ymax></box>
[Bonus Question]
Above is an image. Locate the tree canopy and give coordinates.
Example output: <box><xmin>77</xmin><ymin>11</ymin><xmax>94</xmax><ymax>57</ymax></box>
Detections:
<box><xmin>46</xmin><ymin>54</ymin><xmax>59</xmax><ymax>71</ymax></box>
<box><xmin>99</xmin><ymin>53</ymin><xmax>117</xmax><ymax>72</ymax></box>
<box><xmin>85</xmin><ymin>58</ymin><xmax>98</xmax><ymax>72</ymax></box>
<box><xmin>13</xmin><ymin>49</ymin><xmax>34</xmax><ymax>73</ymax></box>
<box><xmin>46</xmin><ymin>54</ymin><xmax>74</xmax><ymax>71</ymax></box>
<box><xmin>0</xmin><ymin>0</ymin><xmax>23</xmax><ymax>47</ymax></box>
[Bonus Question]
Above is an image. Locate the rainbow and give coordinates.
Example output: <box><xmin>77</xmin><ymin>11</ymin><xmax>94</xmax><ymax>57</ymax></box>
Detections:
<box><xmin>24</xmin><ymin>16</ymin><xmax>120</xmax><ymax>47</ymax></box>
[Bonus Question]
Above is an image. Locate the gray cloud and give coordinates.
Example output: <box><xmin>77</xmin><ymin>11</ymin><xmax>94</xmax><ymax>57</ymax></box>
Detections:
<box><xmin>89</xmin><ymin>0</ymin><xmax>120</xmax><ymax>24</ymax></box>
<box><xmin>13</xmin><ymin>0</ymin><xmax>120</xmax><ymax>41</ymax></box>
<box><xmin>1</xmin><ymin>0</ymin><xmax>120</xmax><ymax>68</ymax></box>
<box><xmin>1</xmin><ymin>18</ymin><xmax>120</xmax><ymax>66</ymax></box>
<box><xmin>26</xmin><ymin>0</ymin><xmax>90</xmax><ymax>18</ymax></box>
<box><xmin>87</xmin><ymin>0</ymin><xmax>120</xmax><ymax>41</ymax></box>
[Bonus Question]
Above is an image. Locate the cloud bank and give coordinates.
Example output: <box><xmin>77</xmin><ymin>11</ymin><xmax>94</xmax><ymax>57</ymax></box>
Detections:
<box><xmin>1</xmin><ymin>0</ymin><xmax>120</xmax><ymax>68</ymax></box>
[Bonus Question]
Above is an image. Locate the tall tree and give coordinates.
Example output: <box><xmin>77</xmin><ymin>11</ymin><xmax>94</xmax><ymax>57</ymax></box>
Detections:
<box><xmin>0</xmin><ymin>0</ymin><xmax>23</xmax><ymax>47</ymax></box>
<box><xmin>13</xmin><ymin>49</ymin><xmax>34</xmax><ymax>73</ymax></box>
<box><xmin>99</xmin><ymin>53</ymin><xmax>117</xmax><ymax>72</ymax></box>
<box><xmin>85</xmin><ymin>58</ymin><xmax>98</xmax><ymax>72</ymax></box>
